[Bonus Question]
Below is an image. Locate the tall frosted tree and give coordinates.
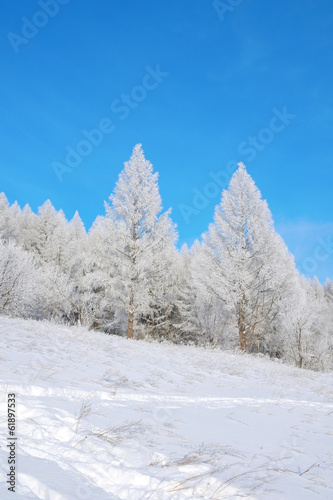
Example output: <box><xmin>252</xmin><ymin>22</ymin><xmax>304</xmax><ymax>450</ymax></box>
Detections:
<box><xmin>105</xmin><ymin>144</ymin><xmax>177</xmax><ymax>338</ymax></box>
<box><xmin>204</xmin><ymin>162</ymin><xmax>297</xmax><ymax>352</ymax></box>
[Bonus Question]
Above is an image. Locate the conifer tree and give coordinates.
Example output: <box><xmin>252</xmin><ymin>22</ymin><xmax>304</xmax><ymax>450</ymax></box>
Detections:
<box><xmin>204</xmin><ymin>162</ymin><xmax>297</xmax><ymax>352</ymax></box>
<box><xmin>105</xmin><ymin>144</ymin><xmax>177</xmax><ymax>338</ymax></box>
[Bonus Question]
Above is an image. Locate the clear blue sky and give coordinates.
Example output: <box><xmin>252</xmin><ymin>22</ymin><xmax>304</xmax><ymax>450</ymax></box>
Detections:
<box><xmin>1</xmin><ymin>0</ymin><xmax>332</xmax><ymax>282</ymax></box>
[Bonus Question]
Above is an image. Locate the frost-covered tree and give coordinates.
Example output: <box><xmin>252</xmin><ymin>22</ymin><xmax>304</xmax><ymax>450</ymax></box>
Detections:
<box><xmin>0</xmin><ymin>193</ymin><xmax>9</xmax><ymax>239</ymax></box>
<box><xmin>323</xmin><ymin>279</ymin><xmax>333</xmax><ymax>369</ymax></box>
<box><xmin>33</xmin><ymin>200</ymin><xmax>68</xmax><ymax>266</ymax></box>
<box><xmin>146</xmin><ymin>242</ymin><xmax>180</xmax><ymax>341</ymax></box>
<box><xmin>0</xmin><ymin>240</ymin><xmax>42</xmax><ymax>318</ymax></box>
<box><xmin>104</xmin><ymin>144</ymin><xmax>177</xmax><ymax>338</ymax></box>
<box><xmin>190</xmin><ymin>240</ymin><xmax>234</xmax><ymax>346</ymax></box>
<box><xmin>0</xmin><ymin>194</ymin><xmax>21</xmax><ymax>243</ymax></box>
<box><xmin>281</xmin><ymin>276</ymin><xmax>331</xmax><ymax>370</ymax></box>
<box><xmin>203</xmin><ymin>162</ymin><xmax>298</xmax><ymax>353</ymax></box>
<box><xmin>18</xmin><ymin>202</ymin><xmax>88</xmax><ymax>325</ymax></box>
<box><xmin>171</xmin><ymin>244</ymin><xmax>199</xmax><ymax>343</ymax></box>
<box><xmin>82</xmin><ymin>214</ymin><xmax>124</xmax><ymax>332</ymax></box>
<box><xmin>324</xmin><ymin>278</ymin><xmax>333</xmax><ymax>303</ymax></box>
<box><xmin>18</xmin><ymin>204</ymin><xmax>39</xmax><ymax>252</ymax></box>
<box><xmin>50</xmin><ymin>211</ymin><xmax>88</xmax><ymax>325</ymax></box>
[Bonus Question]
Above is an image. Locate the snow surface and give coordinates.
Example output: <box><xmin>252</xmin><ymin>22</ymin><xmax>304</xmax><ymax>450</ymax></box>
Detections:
<box><xmin>0</xmin><ymin>316</ymin><xmax>333</xmax><ymax>499</ymax></box>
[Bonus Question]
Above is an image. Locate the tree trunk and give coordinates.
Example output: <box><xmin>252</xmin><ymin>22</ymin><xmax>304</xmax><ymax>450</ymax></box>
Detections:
<box><xmin>297</xmin><ymin>326</ymin><xmax>303</xmax><ymax>368</ymax></box>
<box><xmin>239</xmin><ymin>325</ymin><xmax>247</xmax><ymax>351</ymax></box>
<box><xmin>127</xmin><ymin>218</ymin><xmax>137</xmax><ymax>340</ymax></box>
<box><xmin>237</xmin><ymin>300</ymin><xmax>247</xmax><ymax>351</ymax></box>
<box><xmin>127</xmin><ymin>291</ymin><xmax>134</xmax><ymax>339</ymax></box>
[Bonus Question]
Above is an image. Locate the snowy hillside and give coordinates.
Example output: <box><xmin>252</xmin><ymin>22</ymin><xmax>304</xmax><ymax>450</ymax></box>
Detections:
<box><xmin>0</xmin><ymin>316</ymin><xmax>333</xmax><ymax>499</ymax></box>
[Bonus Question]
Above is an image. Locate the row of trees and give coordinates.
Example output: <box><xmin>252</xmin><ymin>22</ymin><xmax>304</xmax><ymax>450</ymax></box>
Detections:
<box><xmin>1</xmin><ymin>144</ymin><xmax>332</xmax><ymax>370</ymax></box>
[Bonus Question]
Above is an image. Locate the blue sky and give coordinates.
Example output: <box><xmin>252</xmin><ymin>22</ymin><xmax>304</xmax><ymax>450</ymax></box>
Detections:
<box><xmin>0</xmin><ymin>0</ymin><xmax>332</xmax><ymax>282</ymax></box>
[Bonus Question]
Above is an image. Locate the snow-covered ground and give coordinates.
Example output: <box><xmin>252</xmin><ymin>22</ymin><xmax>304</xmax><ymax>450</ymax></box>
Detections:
<box><xmin>0</xmin><ymin>316</ymin><xmax>332</xmax><ymax>499</ymax></box>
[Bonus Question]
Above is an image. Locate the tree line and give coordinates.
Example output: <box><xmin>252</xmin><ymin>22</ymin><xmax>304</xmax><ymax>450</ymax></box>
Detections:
<box><xmin>1</xmin><ymin>144</ymin><xmax>332</xmax><ymax>370</ymax></box>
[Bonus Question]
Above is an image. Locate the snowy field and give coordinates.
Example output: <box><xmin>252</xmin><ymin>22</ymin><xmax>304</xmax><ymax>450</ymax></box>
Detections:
<box><xmin>0</xmin><ymin>316</ymin><xmax>333</xmax><ymax>499</ymax></box>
